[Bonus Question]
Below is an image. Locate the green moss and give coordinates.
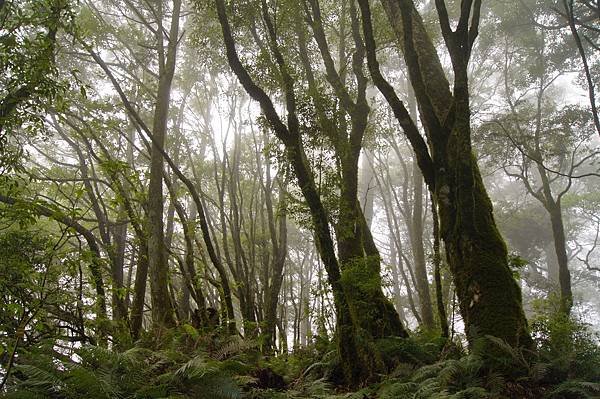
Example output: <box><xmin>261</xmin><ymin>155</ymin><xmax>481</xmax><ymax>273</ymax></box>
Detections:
<box><xmin>439</xmin><ymin>141</ymin><xmax>531</xmax><ymax>349</ymax></box>
<box><xmin>338</xmin><ymin>255</ymin><xmax>406</xmax><ymax>340</ymax></box>
<box><xmin>339</xmin><ymin>256</ymin><xmax>382</xmax><ymax>294</ymax></box>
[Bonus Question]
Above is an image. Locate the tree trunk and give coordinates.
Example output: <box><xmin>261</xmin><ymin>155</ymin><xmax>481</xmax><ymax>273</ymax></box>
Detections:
<box><xmin>130</xmin><ymin>241</ymin><xmax>149</xmax><ymax>340</ymax></box>
<box><xmin>263</xmin><ymin>182</ymin><xmax>287</xmax><ymax>352</ymax></box>
<box><xmin>147</xmin><ymin>0</ymin><xmax>181</xmax><ymax>330</ymax></box>
<box><xmin>409</xmin><ymin>162</ymin><xmax>434</xmax><ymax>330</ymax></box>
<box><xmin>548</xmin><ymin>202</ymin><xmax>573</xmax><ymax>313</ymax></box>
<box><xmin>358</xmin><ymin>150</ymin><xmax>375</xmax><ymax>227</ymax></box>
<box><xmin>431</xmin><ymin>196</ymin><xmax>449</xmax><ymax>337</ymax></box>
<box><xmin>437</xmin><ymin>146</ymin><xmax>529</xmax><ymax>346</ymax></box>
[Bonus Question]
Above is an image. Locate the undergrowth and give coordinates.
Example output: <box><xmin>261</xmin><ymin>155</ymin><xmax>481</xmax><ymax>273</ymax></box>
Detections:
<box><xmin>2</xmin><ymin>307</ymin><xmax>599</xmax><ymax>399</ymax></box>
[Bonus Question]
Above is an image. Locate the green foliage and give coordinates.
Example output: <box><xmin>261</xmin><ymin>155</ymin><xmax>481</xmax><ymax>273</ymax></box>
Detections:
<box><xmin>5</xmin><ymin>334</ymin><xmax>245</xmax><ymax>399</ymax></box>
<box><xmin>0</xmin><ymin>0</ymin><xmax>76</xmax><ymax>172</ymax></box>
<box><xmin>546</xmin><ymin>380</ymin><xmax>600</xmax><ymax>399</ymax></box>
<box><xmin>530</xmin><ymin>300</ymin><xmax>600</xmax><ymax>383</ymax></box>
<box><xmin>4</xmin><ymin>318</ymin><xmax>600</xmax><ymax>399</ymax></box>
<box><xmin>508</xmin><ymin>253</ymin><xmax>529</xmax><ymax>279</ymax></box>
<box><xmin>0</xmin><ymin>223</ymin><xmax>93</xmax><ymax>375</ymax></box>
<box><xmin>374</xmin><ymin>335</ymin><xmax>444</xmax><ymax>369</ymax></box>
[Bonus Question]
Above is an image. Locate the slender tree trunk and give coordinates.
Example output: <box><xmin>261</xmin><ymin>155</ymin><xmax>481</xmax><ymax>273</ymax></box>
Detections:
<box><xmin>147</xmin><ymin>0</ymin><xmax>181</xmax><ymax>330</ymax></box>
<box><xmin>111</xmin><ymin>217</ymin><xmax>129</xmax><ymax>347</ymax></box>
<box><xmin>548</xmin><ymin>202</ymin><xmax>573</xmax><ymax>313</ymax></box>
<box><xmin>165</xmin><ymin>175</ymin><xmax>209</xmax><ymax>325</ymax></box>
<box><xmin>263</xmin><ymin>191</ymin><xmax>287</xmax><ymax>352</ymax></box>
<box><xmin>404</xmin><ymin>78</ymin><xmax>434</xmax><ymax>329</ymax></box>
<box><xmin>389</xmin><ymin>230</ymin><xmax>407</xmax><ymax>323</ymax></box>
<box><xmin>358</xmin><ymin>150</ymin><xmax>375</xmax><ymax>227</ymax></box>
<box><xmin>432</xmin><ymin>196</ymin><xmax>449</xmax><ymax>337</ymax></box>
<box><xmin>409</xmin><ymin>162</ymin><xmax>434</xmax><ymax>330</ymax></box>
<box><xmin>130</xmin><ymin>241</ymin><xmax>149</xmax><ymax>339</ymax></box>
<box><xmin>544</xmin><ymin>241</ymin><xmax>561</xmax><ymax>287</ymax></box>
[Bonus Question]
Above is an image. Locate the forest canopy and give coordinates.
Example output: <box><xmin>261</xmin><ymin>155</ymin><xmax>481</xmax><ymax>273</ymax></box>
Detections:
<box><xmin>1</xmin><ymin>0</ymin><xmax>599</xmax><ymax>398</ymax></box>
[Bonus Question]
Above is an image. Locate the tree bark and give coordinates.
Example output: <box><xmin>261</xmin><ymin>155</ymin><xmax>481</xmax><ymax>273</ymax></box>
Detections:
<box><xmin>147</xmin><ymin>0</ymin><xmax>181</xmax><ymax>330</ymax></box>
<box><xmin>130</xmin><ymin>240</ymin><xmax>149</xmax><ymax>340</ymax></box>
<box><xmin>548</xmin><ymin>201</ymin><xmax>573</xmax><ymax>313</ymax></box>
<box><xmin>409</xmin><ymin>161</ymin><xmax>435</xmax><ymax>330</ymax></box>
<box><xmin>431</xmin><ymin>196</ymin><xmax>449</xmax><ymax>338</ymax></box>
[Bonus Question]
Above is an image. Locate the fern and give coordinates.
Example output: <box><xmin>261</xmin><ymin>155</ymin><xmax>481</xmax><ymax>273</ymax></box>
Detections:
<box><xmin>411</xmin><ymin>362</ymin><xmax>446</xmax><ymax>383</ymax></box>
<box><xmin>212</xmin><ymin>336</ymin><xmax>258</xmax><ymax>361</ymax></box>
<box><xmin>187</xmin><ymin>373</ymin><xmax>242</xmax><ymax>399</ymax></box>
<box><xmin>414</xmin><ymin>377</ymin><xmax>444</xmax><ymax>398</ymax></box>
<box><xmin>547</xmin><ymin>380</ymin><xmax>600</xmax><ymax>399</ymax></box>
<box><xmin>530</xmin><ymin>361</ymin><xmax>551</xmax><ymax>383</ymax></box>
<box><xmin>450</xmin><ymin>386</ymin><xmax>490</xmax><ymax>399</ymax></box>
<box><xmin>174</xmin><ymin>355</ymin><xmax>218</xmax><ymax>380</ymax></box>
<box><xmin>472</xmin><ymin>335</ymin><xmax>529</xmax><ymax>378</ymax></box>
<box><xmin>9</xmin><ymin>364</ymin><xmax>63</xmax><ymax>392</ymax></box>
<box><xmin>167</xmin><ymin>354</ymin><xmax>242</xmax><ymax>399</ymax></box>
<box><xmin>378</xmin><ymin>380</ymin><xmax>419</xmax><ymax>399</ymax></box>
<box><xmin>481</xmin><ymin>371</ymin><xmax>505</xmax><ymax>395</ymax></box>
<box><xmin>2</xmin><ymin>391</ymin><xmax>51</xmax><ymax>399</ymax></box>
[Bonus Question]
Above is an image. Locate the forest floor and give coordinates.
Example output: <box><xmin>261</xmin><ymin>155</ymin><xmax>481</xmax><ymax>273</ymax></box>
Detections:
<box><xmin>3</xmin><ymin>311</ymin><xmax>600</xmax><ymax>399</ymax></box>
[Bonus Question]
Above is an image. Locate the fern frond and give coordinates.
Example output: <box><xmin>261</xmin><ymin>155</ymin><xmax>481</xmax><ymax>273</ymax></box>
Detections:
<box><xmin>437</xmin><ymin>360</ymin><xmax>462</xmax><ymax>387</ymax></box>
<box><xmin>476</xmin><ymin>335</ymin><xmax>528</xmax><ymax>370</ymax></box>
<box><xmin>174</xmin><ymin>355</ymin><xmax>217</xmax><ymax>380</ymax></box>
<box><xmin>414</xmin><ymin>377</ymin><xmax>443</xmax><ymax>398</ymax></box>
<box><xmin>411</xmin><ymin>362</ymin><xmax>446</xmax><ymax>383</ymax></box>
<box><xmin>187</xmin><ymin>374</ymin><xmax>242</xmax><ymax>399</ymax></box>
<box><xmin>11</xmin><ymin>364</ymin><xmax>63</xmax><ymax>392</ymax></box>
<box><xmin>378</xmin><ymin>381</ymin><xmax>419</xmax><ymax>398</ymax></box>
<box><xmin>530</xmin><ymin>361</ymin><xmax>550</xmax><ymax>382</ymax></box>
<box><xmin>450</xmin><ymin>386</ymin><xmax>489</xmax><ymax>398</ymax></box>
<box><xmin>212</xmin><ymin>337</ymin><xmax>258</xmax><ymax>361</ymax></box>
<box><xmin>547</xmin><ymin>380</ymin><xmax>600</xmax><ymax>398</ymax></box>
<box><xmin>482</xmin><ymin>371</ymin><xmax>505</xmax><ymax>394</ymax></box>
<box><xmin>1</xmin><ymin>391</ymin><xmax>51</xmax><ymax>399</ymax></box>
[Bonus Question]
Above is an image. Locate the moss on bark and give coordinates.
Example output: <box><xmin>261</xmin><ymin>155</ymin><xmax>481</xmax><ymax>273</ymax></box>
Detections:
<box><xmin>438</xmin><ymin>146</ymin><xmax>531</xmax><ymax>348</ymax></box>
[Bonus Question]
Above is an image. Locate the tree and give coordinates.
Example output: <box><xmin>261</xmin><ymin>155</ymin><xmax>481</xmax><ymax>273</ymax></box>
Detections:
<box><xmin>478</xmin><ymin>20</ymin><xmax>599</xmax><ymax>313</ymax></box>
<box><xmin>145</xmin><ymin>0</ymin><xmax>182</xmax><ymax>330</ymax></box>
<box><xmin>358</xmin><ymin>0</ymin><xmax>532</xmax><ymax>347</ymax></box>
<box><xmin>213</xmin><ymin>0</ymin><xmax>407</xmax><ymax>384</ymax></box>
<box><xmin>0</xmin><ymin>0</ymin><xmax>73</xmax><ymax>171</ymax></box>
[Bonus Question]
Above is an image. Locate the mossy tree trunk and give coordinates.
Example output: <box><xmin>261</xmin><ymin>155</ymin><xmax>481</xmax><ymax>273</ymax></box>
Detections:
<box><xmin>438</xmin><ymin>142</ymin><xmax>530</xmax><ymax>345</ymax></box>
<box><xmin>359</xmin><ymin>0</ymin><xmax>532</xmax><ymax>347</ymax></box>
